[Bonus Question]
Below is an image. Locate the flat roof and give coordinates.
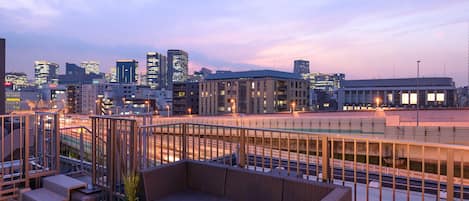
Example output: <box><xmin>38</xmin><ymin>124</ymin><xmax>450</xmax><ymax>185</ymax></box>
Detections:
<box><xmin>342</xmin><ymin>77</ymin><xmax>454</xmax><ymax>88</ymax></box>
<box><xmin>205</xmin><ymin>70</ymin><xmax>302</xmax><ymax>80</ymax></box>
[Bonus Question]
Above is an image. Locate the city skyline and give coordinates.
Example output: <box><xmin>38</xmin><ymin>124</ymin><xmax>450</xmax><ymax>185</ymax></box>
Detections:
<box><xmin>1</xmin><ymin>0</ymin><xmax>469</xmax><ymax>85</ymax></box>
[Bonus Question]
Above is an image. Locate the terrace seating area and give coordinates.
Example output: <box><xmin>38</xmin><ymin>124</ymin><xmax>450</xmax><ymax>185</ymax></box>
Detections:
<box><xmin>139</xmin><ymin>160</ymin><xmax>351</xmax><ymax>201</ymax></box>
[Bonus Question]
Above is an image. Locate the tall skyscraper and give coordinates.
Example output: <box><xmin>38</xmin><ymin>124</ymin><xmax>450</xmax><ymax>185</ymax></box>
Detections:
<box><xmin>146</xmin><ymin>52</ymin><xmax>167</xmax><ymax>89</ymax></box>
<box><xmin>116</xmin><ymin>59</ymin><xmax>138</xmax><ymax>84</ymax></box>
<box><xmin>34</xmin><ymin>60</ymin><xmax>59</xmax><ymax>87</ymax></box>
<box><xmin>293</xmin><ymin>60</ymin><xmax>310</xmax><ymax>75</ymax></box>
<box><xmin>168</xmin><ymin>50</ymin><xmax>188</xmax><ymax>85</ymax></box>
<box><xmin>81</xmin><ymin>61</ymin><xmax>100</xmax><ymax>74</ymax></box>
<box><xmin>0</xmin><ymin>38</ymin><xmax>5</xmax><ymax>114</ymax></box>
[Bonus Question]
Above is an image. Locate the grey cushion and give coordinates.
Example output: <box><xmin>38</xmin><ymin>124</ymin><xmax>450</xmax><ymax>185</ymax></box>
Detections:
<box><xmin>187</xmin><ymin>161</ymin><xmax>227</xmax><ymax>197</ymax></box>
<box><xmin>225</xmin><ymin>168</ymin><xmax>283</xmax><ymax>201</ymax></box>
<box><xmin>159</xmin><ymin>190</ymin><xmax>231</xmax><ymax>201</ymax></box>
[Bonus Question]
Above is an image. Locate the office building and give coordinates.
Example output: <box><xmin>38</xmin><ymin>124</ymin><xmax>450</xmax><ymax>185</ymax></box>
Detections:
<box><xmin>66</xmin><ymin>85</ymin><xmax>82</xmax><ymax>114</ymax></box>
<box><xmin>59</xmin><ymin>63</ymin><xmax>104</xmax><ymax>85</ymax></box>
<box><xmin>337</xmin><ymin>77</ymin><xmax>457</xmax><ymax>110</ymax></box>
<box><xmin>146</xmin><ymin>52</ymin><xmax>167</xmax><ymax>89</ymax></box>
<box><xmin>200</xmin><ymin>70</ymin><xmax>308</xmax><ymax>115</ymax></box>
<box><xmin>0</xmin><ymin>38</ymin><xmax>5</xmax><ymax>114</ymax></box>
<box><xmin>5</xmin><ymin>72</ymin><xmax>28</xmax><ymax>91</ymax></box>
<box><xmin>293</xmin><ymin>60</ymin><xmax>310</xmax><ymax>75</ymax></box>
<box><xmin>191</xmin><ymin>67</ymin><xmax>212</xmax><ymax>81</ymax></box>
<box><xmin>34</xmin><ymin>61</ymin><xmax>59</xmax><ymax>87</ymax></box>
<box><xmin>80</xmin><ymin>61</ymin><xmax>100</xmax><ymax>75</ymax></box>
<box><xmin>116</xmin><ymin>59</ymin><xmax>138</xmax><ymax>84</ymax></box>
<box><xmin>304</xmin><ymin>73</ymin><xmax>345</xmax><ymax>111</ymax></box>
<box><xmin>168</xmin><ymin>49</ymin><xmax>188</xmax><ymax>85</ymax></box>
<box><xmin>173</xmin><ymin>82</ymin><xmax>199</xmax><ymax>115</ymax></box>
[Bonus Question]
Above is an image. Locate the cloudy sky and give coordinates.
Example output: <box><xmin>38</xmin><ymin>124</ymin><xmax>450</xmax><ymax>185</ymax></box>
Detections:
<box><xmin>1</xmin><ymin>0</ymin><xmax>469</xmax><ymax>85</ymax></box>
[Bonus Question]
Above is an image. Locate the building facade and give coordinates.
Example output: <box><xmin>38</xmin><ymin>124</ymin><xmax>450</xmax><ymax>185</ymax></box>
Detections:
<box><xmin>116</xmin><ymin>60</ymin><xmax>138</xmax><ymax>84</ymax></box>
<box><xmin>80</xmin><ymin>61</ymin><xmax>100</xmax><ymax>75</ymax></box>
<box><xmin>34</xmin><ymin>61</ymin><xmax>59</xmax><ymax>87</ymax></box>
<box><xmin>337</xmin><ymin>77</ymin><xmax>456</xmax><ymax>110</ymax></box>
<box><xmin>304</xmin><ymin>73</ymin><xmax>345</xmax><ymax>111</ymax></box>
<box><xmin>5</xmin><ymin>72</ymin><xmax>29</xmax><ymax>91</ymax></box>
<box><xmin>293</xmin><ymin>60</ymin><xmax>310</xmax><ymax>75</ymax></box>
<box><xmin>199</xmin><ymin>70</ymin><xmax>308</xmax><ymax>115</ymax></box>
<box><xmin>173</xmin><ymin>82</ymin><xmax>199</xmax><ymax>115</ymax></box>
<box><xmin>146</xmin><ymin>52</ymin><xmax>167</xmax><ymax>89</ymax></box>
<box><xmin>168</xmin><ymin>50</ymin><xmax>188</xmax><ymax>85</ymax></box>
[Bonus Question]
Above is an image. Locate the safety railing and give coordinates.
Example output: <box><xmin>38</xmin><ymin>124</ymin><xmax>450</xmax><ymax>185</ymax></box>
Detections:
<box><xmin>138</xmin><ymin>123</ymin><xmax>469</xmax><ymax>201</ymax></box>
<box><xmin>0</xmin><ymin>112</ymin><xmax>60</xmax><ymax>200</ymax></box>
<box><xmin>90</xmin><ymin>114</ymin><xmax>469</xmax><ymax>201</ymax></box>
<box><xmin>59</xmin><ymin>126</ymin><xmax>92</xmax><ymax>173</ymax></box>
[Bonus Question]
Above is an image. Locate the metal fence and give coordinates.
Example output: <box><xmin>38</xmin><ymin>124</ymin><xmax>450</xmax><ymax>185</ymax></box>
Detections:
<box><xmin>0</xmin><ymin>112</ymin><xmax>60</xmax><ymax>200</ymax></box>
<box><xmin>89</xmin><ymin>114</ymin><xmax>469</xmax><ymax>201</ymax></box>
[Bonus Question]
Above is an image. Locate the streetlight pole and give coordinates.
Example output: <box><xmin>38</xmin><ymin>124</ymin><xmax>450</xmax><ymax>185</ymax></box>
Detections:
<box><xmin>416</xmin><ymin>60</ymin><xmax>421</xmax><ymax>127</ymax></box>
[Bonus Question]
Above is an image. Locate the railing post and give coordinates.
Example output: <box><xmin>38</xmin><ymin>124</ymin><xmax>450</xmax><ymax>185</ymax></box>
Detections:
<box><xmin>321</xmin><ymin>135</ymin><xmax>329</xmax><ymax>182</ymax></box>
<box><xmin>79</xmin><ymin>127</ymin><xmax>84</xmax><ymax>171</ymax></box>
<box><xmin>54</xmin><ymin>113</ymin><xmax>60</xmax><ymax>173</ymax></box>
<box><xmin>182</xmin><ymin>123</ymin><xmax>187</xmax><ymax>160</ymax></box>
<box><xmin>91</xmin><ymin>117</ymin><xmax>96</xmax><ymax>186</ymax></box>
<box><xmin>238</xmin><ymin>128</ymin><xmax>246</xmax><ymax>168</ymax></box>
<box><xmin>447</xmin><ymin>149</ymin><xmax>454</xmax><ymax>201</ymax></box>
<box><xmin>24</xmin><ymin>115</ymin><xmax>30</xmax><ymax>188</ymax></box>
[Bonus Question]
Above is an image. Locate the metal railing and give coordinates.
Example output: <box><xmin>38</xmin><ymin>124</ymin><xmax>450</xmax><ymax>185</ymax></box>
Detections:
<box><xmin>59</xmin><ymin>126</ymin><xmax>92</xmax><ymax>173</ymax></box>
<box><xmin>0</xmin><ymin>112</ymin><xmax>60</xmax><ymax>200</ymax></box>
<box><xmin>90</xmin><ymin>115</ymin><xmax>469</xmax><ymax>201</ymax></box>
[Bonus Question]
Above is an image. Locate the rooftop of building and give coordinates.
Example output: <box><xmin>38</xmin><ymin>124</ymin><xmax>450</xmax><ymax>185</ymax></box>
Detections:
<box><xmin>205</xmin><ymin>69</ymin><xmax>302</xmax><ymax>80</ymax></box>
<box><xmin>341</xmin><ymin>77</ymin><xmax>455</xmax><ymax>88</ymax></box>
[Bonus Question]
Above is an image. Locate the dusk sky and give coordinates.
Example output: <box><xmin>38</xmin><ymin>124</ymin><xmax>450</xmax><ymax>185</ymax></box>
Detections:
<box><xmin>1</xmin><ymin>0</ymin><xmax>469</xmax><ymax>85</ymax></box>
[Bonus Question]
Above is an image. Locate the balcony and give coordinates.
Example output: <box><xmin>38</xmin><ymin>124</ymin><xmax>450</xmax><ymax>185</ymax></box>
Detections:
<box><xmin>2</xmin><ymin>113</ymin><xmax>469</xmax><ymax>200</ymax></box>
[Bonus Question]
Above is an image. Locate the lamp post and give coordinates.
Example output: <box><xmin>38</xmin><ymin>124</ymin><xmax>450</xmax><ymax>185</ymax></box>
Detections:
<box><xmin>188</xmin><ymin>108</ymin><xmax>192</xmax><ymax>116</ymax></box>
<box><xmin>416</xmin><ymin>60</ymin><xmax>421</xmax><ymax>127</ymax></box>
<box><xmin>291</xmin><ymin>101</ymin><xmax>296</xmax><ymax>114</ymax></box>
<box><xmin>145</xmin><ymin>100</ymin><xmax>150</xmax><ymax>113</ymax></box>
<box><xmin>166</xmin><ymin>105</ymin><xmax>170</xmax><ymax>117</ymax></box>
<box><xmin>375</xmin><ymin>97</ymin><xmax>381</xmax><ymax>109</ymax></box>
<box><xmin>230</xmin><ymin>99</ymin><xmax>236</xmax><ymax>115</ymax></box>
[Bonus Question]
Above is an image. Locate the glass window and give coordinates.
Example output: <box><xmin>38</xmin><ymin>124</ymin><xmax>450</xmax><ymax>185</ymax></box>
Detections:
<box><xmin>387</xmin><ymin>93</ymin><xmax>393</xmax><ymax>103</ymax></box>
<box><xmin>427</xmin><ymin>93</ymin><xmax>435</xmax><ymax>102</ymax></box>
<box><xmin>401</xmin><ymin>93</ymin><xmax>409</xmax><ymax>104</ymax></box>
<box><xmin>410</xmin><ymin>93</ymin><xmax>417</xmax><ymax>105</ymax></box>
<box><xmin>436</xmin><ymin>93</ymin><xmax>445</xmax><ymax>102</ymax></box>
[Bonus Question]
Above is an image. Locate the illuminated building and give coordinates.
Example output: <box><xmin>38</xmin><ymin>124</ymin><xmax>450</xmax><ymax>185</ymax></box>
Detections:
<box><xmin>34</xmin><ymin>60</ymin><xmax>59</xmax><ymax>88</ymax></box>
<box><xmin>146</xmin><ymin>52</ymin><xmax>167</xmax><ymax>89</ymax></box>
<box><xmin>200</xmin><ymin>70</ymin><xmax>308</xmax><ymax>115</ymax></box>
<box><xmin>5</xmin><ymin>72</ymin><xmax>29</xmax><ymax>91</ymax></box>
<box><xmin>116</xmin><ymin>59</ymin><xmax>138</xmax><ymax>84</ymax></box>
<box><xmin>168</xmin><ymin>49</ymin><xmax>188</xmax><ymax>86</ymax></box>
<box><xmin>338</xmin><ymin>77</ymin><xmax>456</xmax><ymax>110</ymax></box>
<box><xmin>80</xmin><ymin>61</ymin><xmax>100</xmax><ymax>75</ymax></box>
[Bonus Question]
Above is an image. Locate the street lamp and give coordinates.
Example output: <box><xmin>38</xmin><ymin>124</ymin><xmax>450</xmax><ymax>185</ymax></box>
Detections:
<box><xmin>188</xmin><ymin>108</ymin><xmax>192</xmax><ymax>116</ymax></box>
<box><xmin>166</xmin><ymin>105</ymin><xmax>170</xmax><ymax>117</ymax></box>
<box><xmin>375</xmin><ymin>97</ymin><xmax>381</xmax><ymax>109</ymax></box>
<box><xmin>145</xmin><ymin>100</ymin><xmax>150</xmax><ymax>113</ymax></box>
<box><xmin>416</xmin><ymin>60</ymin><xmax>421</xmax><ymax>127</ymax></box>
<box><xmin>230</xmin><ymin>99</ymin><xmax>236</xmax><ymax>115</ymax></box>
<box><xmin>291</xmin><ymin>101</ymin><xmax>296</xmax><ymax>114</ymax></box>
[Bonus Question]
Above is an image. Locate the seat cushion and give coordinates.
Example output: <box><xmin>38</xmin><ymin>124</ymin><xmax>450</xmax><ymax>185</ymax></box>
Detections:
<box><xmin>140</xmin><ymin>161</ymin><xmax>187</xmax><ymax>201</ymax></box>
<box><xmin>224</xmin><ymin>168</ymin><xmax>283</xmax><ymax>201</ymax></box>
<box><xmin>187</xmin><ymin>161</ymin><xmax>227</xmax><ymax>197</ymax></box>
<box><xmin>159</xmin><ymin>190</ymin><xmax>231</xmax><ymax>201</ymax></box>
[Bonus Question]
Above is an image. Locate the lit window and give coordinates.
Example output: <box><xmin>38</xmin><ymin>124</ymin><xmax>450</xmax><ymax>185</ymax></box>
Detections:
<box><xmin>251</xmin><ymin>82</ymin><xmax>255</xmax><ymax>89</ymax></box>
<box><xmin>436</xmin><ymin>93</ymin><xmax>445</xmax><ymax>102</ymax></box>
<box><xmin>387</xmin><ymin>94</ymin><xmax>393</xmax><ymax>103</ymax></box>
<box><xmin>401</xmin><ymin>93</ymin><xmax>409</xmax><ymax>104</ymax></box>
<box><xmin>410</xmin><ymin>93</ymin><xmax>417</xmax><ymax>105</ymax></box>
<box><xmin>427</xmin><ymin>93</ymin><xmax>435</xmax><ymax>102</ymax></box>
<box><xmin>220</xmin><ymin>90</ymin><xmax>225</xmax><ymax>95</ymax></box>
<box><xmin>178</xmin><ymin>92</ymin><xmax>185</xmax><ymax>97</ymax></box>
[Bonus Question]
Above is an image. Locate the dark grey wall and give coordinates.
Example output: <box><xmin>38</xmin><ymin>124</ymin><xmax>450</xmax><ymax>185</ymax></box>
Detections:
<box><xmin>0</xmin><ymin>39</ymin><xmax>5</xmax><ymax>114</ymax></box>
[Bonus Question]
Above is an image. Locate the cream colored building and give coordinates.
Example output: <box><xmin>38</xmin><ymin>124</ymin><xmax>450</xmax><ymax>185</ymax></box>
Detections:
<box><xmin>199</xmin><ymin>70</ymin><xmax>308</xmax><ymax>115</ymax></box>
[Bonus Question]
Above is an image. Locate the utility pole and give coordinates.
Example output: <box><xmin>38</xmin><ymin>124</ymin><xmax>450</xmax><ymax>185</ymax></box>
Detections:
<box><xmin>416</xmin><ymin>60</ymin><xmax>421</xmax><ymax>127</ymax></box>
